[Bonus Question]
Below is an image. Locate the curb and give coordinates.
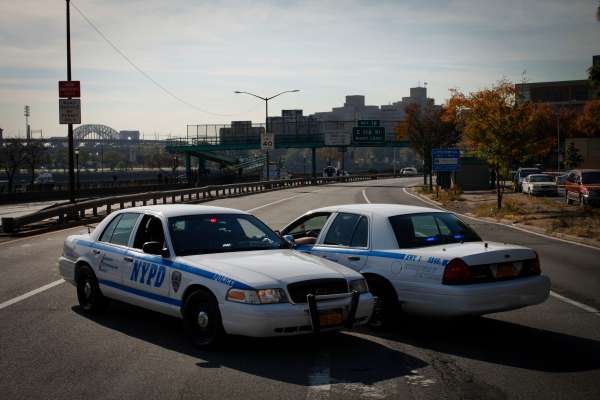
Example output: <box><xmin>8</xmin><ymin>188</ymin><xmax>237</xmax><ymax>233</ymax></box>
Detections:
<box><xmin>407</xmin><ymin>188</ymin><xmax>600</xmax><ymax>250</ymax></box>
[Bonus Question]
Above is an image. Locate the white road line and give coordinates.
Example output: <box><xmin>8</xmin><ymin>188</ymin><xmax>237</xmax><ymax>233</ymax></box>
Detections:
<box><xmin>306</xmin><ymin>351</ymin><xmax>331</xmax><ymax>400</ymax></box>
<box><xmin>401</xmin><ymin>187</ymin><xmax>600</xmax><ymax>252</ymax></box>
<box><xmin>550</xmin><ymin>291</ymin><xmax>600</xmax><ymax>316</ymax></box>
<box><xmin>361</xmin><ymin>189</ymin><xmax>371</xmax><ymax>204</ymax></box>
<box><xmin>401</xmin><ymin>187</ymin><xmax>600</xmax><ymax>316</ymax></box>
<box><xmin>245</xmin><ymin>191</ymin><xmax>318</xmax><ymax>212</ymax></box>
<box><xmin>0</xmin><ymin>279</ymin><xmax>65</xmax><ymax>311</ymax></box>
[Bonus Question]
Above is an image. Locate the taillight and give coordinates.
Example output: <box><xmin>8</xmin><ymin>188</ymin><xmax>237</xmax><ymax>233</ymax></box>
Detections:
<box><xmin>442</xmin><ymin>258</ymin><xmax>472</xmax><ymax>285</ymax></box>
<box><xmin>521</xmin><ymin>253</ymin><xmax>541</xmax><ymax>276</ymax></box>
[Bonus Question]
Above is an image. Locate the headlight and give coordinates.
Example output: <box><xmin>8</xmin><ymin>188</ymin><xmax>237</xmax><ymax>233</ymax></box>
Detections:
<box><xmin>226</xmin><ymin>288</ymin><xmax>288</xmax><ymax>304</ymax></box>
<box><xmin>349</xmin><ymin>278</ymin><xmax>369</xmax><ymax>294</ymax></box>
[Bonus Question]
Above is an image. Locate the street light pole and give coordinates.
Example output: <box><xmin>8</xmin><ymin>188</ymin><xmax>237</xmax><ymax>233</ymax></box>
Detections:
<box><xmin>75</xmin><ymin>149</ymin><xmax>80</xmax><ymax>193</ymax></box>
<box><xmin>66</xmin><ymin>0</ymin><xmax>75</xmax><ymax>203</ymax></box>
<box><xmin>234</xmin><ymin>90</ymin><xmax>300</xmax><ymax>181</ymax></box>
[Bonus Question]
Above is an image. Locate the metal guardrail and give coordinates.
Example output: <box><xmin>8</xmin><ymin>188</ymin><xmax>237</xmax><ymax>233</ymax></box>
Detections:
<box><xmin>1</xmin><ymin>175</ymin><xmax>385</xmax><ymax>234</ymax></box>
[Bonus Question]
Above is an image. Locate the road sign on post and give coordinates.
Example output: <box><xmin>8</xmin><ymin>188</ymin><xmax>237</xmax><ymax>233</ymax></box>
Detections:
<box><xmin>58</xmin><ymin>81</ymin><xmax>80</xmax><ymax>98</ymax></box>
<box><xmin>261</xmin><ymin>132</ymin><xmax>274</xmax><ymax>150</ymax></box>
<box><xmin>353</xmin><ymin>120</ymin><xmax>385</xmax><ymax>144</ymax></box>
<box><xmin>432</xmin><ymin>148</ymin><xmax>460</xmax><ymax>171</ymax></box>
<box><xmin>59</xmin><ymin>99</ymin><xmax>81</xmax><ymax>124</ymax></box>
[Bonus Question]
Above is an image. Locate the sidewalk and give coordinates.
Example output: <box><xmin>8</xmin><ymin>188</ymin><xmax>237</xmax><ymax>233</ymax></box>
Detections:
<box><xmin>413</xmin><ymin>187</ymin><xmax>600</xmax><ymax>248</ymax></box>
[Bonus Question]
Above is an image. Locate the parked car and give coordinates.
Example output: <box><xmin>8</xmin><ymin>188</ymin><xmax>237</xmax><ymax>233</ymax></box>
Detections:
<box><xmin>555</xmin><ymin>173</ymin><xmax>569</xmax><ymax>196</ymax></box>
<box><xmin>280</xmin><ymin>204</ymin><xmax>550</xmax><ymax>325</ymax></box>
<box><xmin>565</xmin><ymin>169</ymin><xmax>600</xmax><ymax>207</ymax></box>
<box><xmin>59</xmin><ymin>205</ymin><xmax>374</xmax><ymax>347</ymax></box>
<box><xmin>513</xmin><ymin>167</ymin><xmax>542</xmax><ymax>192</ymax></box>
<box><xmin>521</xmin><ymin>174</ymin><xmax>558</xmax><ymax>196</ymax></box>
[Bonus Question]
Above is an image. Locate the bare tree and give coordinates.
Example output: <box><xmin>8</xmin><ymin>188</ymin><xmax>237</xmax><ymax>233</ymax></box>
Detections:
<box><xmin>23</xmin><ymin>140</ymin><xmax>49</xmax><ymax>186</ymax></box>
<box><xmin>0</xmin><ymin>140</ymin><xmax>27</xmax><ymax>193</ymax></box>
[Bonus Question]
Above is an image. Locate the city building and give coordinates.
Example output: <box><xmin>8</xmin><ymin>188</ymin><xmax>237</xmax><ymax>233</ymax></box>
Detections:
<box><xmin>516</xmin><ymin>56</ymin><xmax>599</xmax><ymax>110</ymax></box>
<box><xmin>267</xmin><ymin>109</ymin><xmax>319</xmax><ymax>137</ymax></box>
<box><xmin>118</xmin><ymin>130</ymin><xmax>140</xmax><ymax>141</ymax></box>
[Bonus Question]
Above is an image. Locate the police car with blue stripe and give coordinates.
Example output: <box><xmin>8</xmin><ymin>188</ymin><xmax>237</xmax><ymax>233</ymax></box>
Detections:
<box><xmin>59</xmin><ymin>205</ymin><xmax>374</xmax><ymax>347</ymax></box>
<box><xmin>280</xmin><ymin>204</ymin><xmax>550</xmax><ymax>325</ymax></box>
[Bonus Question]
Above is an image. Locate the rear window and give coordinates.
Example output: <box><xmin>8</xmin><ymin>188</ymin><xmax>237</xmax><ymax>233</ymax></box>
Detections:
<box><xmin>582</xmin><ymin>172</ymin><xmax>600</xmax><ymax>184</ymax></box>
<box><xmin>388</xmin><ymin>212</ymin><xmax>481</xmax><ymax>249</ymax></box>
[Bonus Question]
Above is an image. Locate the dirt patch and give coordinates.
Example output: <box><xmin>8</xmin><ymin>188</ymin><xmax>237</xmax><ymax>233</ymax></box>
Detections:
<box><xmin>418</xmin><ymin>187</ymin><xmax>600</xmax><ymax>242</ymax></box>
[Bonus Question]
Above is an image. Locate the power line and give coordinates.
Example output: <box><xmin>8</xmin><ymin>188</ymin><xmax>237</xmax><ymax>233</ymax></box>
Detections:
<box><xmin>70</xmin><ymin>1</ymin><xmax>258</xmax><ymax>117</ymax></box>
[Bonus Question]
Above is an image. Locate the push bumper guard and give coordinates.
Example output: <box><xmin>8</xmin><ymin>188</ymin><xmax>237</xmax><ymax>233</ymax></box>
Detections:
<box><xmin>306</xmin><ymin>291</ymin><xmax>360</xmax><ymax>333</ymax></box>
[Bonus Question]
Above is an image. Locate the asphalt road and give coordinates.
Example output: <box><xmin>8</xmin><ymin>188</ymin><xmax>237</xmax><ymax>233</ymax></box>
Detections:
<box><xmin>1</xmin><ymin>177</ymin><xmax>599</xmax><ymax>400</ymax></box>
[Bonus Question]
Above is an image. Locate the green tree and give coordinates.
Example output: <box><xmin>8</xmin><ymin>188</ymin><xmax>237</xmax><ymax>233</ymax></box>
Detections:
<box><xmin>445</xmin><ymin>80</ymin><xmax>554</xmax><ymax>209</ymax></box>
<box><xmin>0</xmin><ymin>140</ymin><xmax>27</xmax><ymax>193</ymax></box>
<box><xmin>564</xmin><ymin>142</ymin><xmax>584</xmax><ymax>169</ymax></box>
<box><xmin>406</xmin><ymin>103</ymin><xmax>459</xmax><ymax>188</ymax></box>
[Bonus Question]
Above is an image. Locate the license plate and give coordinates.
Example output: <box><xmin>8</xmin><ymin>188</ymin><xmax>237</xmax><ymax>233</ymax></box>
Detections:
<box><xmin>494</xmin><ymin>263</ymin><xmax>516</xmax><ymax>279</ymax></box>
<box><xmin>319</xmin><ymin>309</ymin><xmax>343</xmax><ymax>327</ymax></box>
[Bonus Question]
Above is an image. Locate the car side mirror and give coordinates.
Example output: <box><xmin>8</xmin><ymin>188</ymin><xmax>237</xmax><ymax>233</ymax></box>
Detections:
<box><xmin>142</xmin><ymin>241</ymin><xmax>169</xmax><ymax>257</ymax></box>
<box><xmin>282</xmin><ymin>234</ymin><xmax>296</xmax><ymax>247</ymax></box>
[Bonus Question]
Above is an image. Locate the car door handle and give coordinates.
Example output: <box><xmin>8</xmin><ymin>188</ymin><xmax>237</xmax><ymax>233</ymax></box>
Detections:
<box><xmin>92</xmin><ymin>249</ymin><xmax>101</xmax><ymax>255</ymax></box>
<box><xmin>123</xmin><ymin>256</ymin><xmax>134</xmax><ymax>263</ymax></box>
<box><xmin>347</xmin><ymin>256</ymin><xmax>361</xmax><ymax>261</ymax></box>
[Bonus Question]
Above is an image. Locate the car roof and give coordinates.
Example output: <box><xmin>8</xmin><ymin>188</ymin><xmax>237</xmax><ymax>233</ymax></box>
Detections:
<box><xmin>116</xmin><ymin>204</ymin><xmax>249</xmax><ymax>218</ymax></box>
<box><xmin>308</xmin><ymin>203</ymin><xmax>442</xmax><ymax>217</ymax></box>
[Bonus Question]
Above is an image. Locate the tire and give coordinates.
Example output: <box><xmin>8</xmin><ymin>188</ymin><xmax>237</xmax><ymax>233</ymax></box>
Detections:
<box><xmin>76</xmin><ymin>265</ymin><xmax>109</xmax><ymax>313</ymax></box>
<box><xmin>183</xmin><ymin>289</ymin><xmax>225</xmax><ymax>348</ymax></box>
<box><xmin>365</xmin><ymin>276</ymin><xmax>400</xmax><ymax>329</ymax></box>
<box><xmin>566</xmin><ymin>192</ymin><xmax>572</xmax><ymax>205</ymax></box>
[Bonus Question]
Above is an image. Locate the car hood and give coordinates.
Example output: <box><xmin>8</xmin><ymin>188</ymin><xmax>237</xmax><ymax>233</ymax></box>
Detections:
<box><xmin>178</xmin><ymin>249</ymin><xmax>361</xmax><ymax>288</ymax></box>
<box><xmin>387</xmin><ymin>241</ymin><xmax>537</xmax><ymax>266</ymax></box>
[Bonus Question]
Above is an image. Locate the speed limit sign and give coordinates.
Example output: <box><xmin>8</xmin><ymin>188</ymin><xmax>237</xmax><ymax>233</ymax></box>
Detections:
<box><xmin>261</xmin><ymin>132</ymin><xmax>274</xmax><ymax>150</ymax></box>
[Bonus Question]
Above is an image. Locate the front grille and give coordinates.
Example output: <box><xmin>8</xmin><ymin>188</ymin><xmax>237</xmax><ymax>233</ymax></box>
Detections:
<box><xmin>287</xmin><ymin>278</ymin><xmax>348</xmax><ymax>303</ymax></box>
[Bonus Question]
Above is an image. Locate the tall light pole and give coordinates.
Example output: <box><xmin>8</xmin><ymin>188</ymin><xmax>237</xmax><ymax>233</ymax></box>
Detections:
<box><xmin>75</xmin><ymin>149</ymin><xmax>80</xmax><ymax>192</ymax></box>
<box><xmin>24</xmin><ymin>105</ymin><xmax>30</xmax><ymax>140</ymax></box>
<box><xmin>234</xmin><ymin>90</ymin><xmax>300</xmax><ymax>180</ymax></box>
<box><xmin>65</xmin><ymin>0</ymin><xmax>75</xmax><ymax>203</ymax></box>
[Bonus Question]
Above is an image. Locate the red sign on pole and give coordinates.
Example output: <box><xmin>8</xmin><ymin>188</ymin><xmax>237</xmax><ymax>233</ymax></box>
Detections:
<box><xmin>58</xmin><ymin>81</ymin><xmax>80</xmax><ymax>98</ymax></box>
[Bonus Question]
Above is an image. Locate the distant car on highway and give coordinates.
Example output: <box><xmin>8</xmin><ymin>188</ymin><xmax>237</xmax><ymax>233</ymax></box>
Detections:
<box><xmin>59</xmin><ymin>205</ymin><xmax>374</xmax><ymax>347</ymax></box>
<box><xmin>400</xmin><ymin>167</ymin><xmax>418</xmax><ymax>176</ymax></box>
<box><xmin>513</xmin><ymin>167</ymin><xmax>543</xmax><ymax>192</ymax></box>
<box><xmin>280</xmin><ymin>204</ymin><xmax>550</xmax><ymax>325</ymax></box>
<box><xmin>521</xmin><ymin>174</ymin><xmax>557</xmax><ymax>196</ymax></box>
<box><xmin>565</xmin><ymin>169</ymin><xmax>600</xmax><ymax>207</ymax></box>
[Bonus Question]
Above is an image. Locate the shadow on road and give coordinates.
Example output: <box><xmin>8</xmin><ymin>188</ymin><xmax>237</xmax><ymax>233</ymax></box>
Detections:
<box><xmin>73</xmin><ymin>301</ymin><xmax>427</xmax><ymax>386</ymax></box>
<box><xmin>364</xmin><ymin>315</ymin><xmax>600</xmax><ymax>373</ymax></box>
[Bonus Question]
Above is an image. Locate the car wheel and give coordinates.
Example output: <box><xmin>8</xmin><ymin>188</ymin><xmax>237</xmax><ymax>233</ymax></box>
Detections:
<box><xmin>366</xmin><ymin>276</ymin><xmax>400</xmax><ymax>329</ymax></box>
<box><xmin>76</xmin><ymin>265</ymin><xmax>109</xmax><ymax>313</ymax></box>
<box><xmin>566</xmin><ymin>192</ymin><xmax>572</xmax><ymax>205</ymax></box>
<box><xmin>183</xmin><ymin>289</ymin><xmax>225</xmax><ymax>348</ymax></box>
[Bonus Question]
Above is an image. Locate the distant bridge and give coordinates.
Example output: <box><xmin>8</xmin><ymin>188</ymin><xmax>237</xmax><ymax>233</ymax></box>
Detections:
<box><xmin>73</xmin><ymin>124</ymin><xmax>120</xmax><ymax>141</ymax></box>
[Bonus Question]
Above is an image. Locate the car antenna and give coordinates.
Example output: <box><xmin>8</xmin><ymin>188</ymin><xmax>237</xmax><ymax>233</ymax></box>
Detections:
<box><xmin>484</xmin><ymin>242</ymin><xmax>488</xmax><ymax>249</ymax></box>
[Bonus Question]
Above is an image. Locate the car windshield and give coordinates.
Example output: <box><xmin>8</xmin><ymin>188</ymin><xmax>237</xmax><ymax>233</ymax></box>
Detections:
<box><xmin>529</xmin><ymin>175</ymin><xmax>554</xmax><ymax>182</ymax></box>
<box><xmin>582</xmin><ymin>172</ymin><xmax>600</xmax><ymax>184</ymax></box>
<box><xmin>168</xmin><ymin>214</ymin><xmax>286</xmax><ymax>256</ymax></box>
<box><xmin>388</xmin><ymin>212</ymin><xmax>482</xmax><ymax>249</ymax></box>
<box><xmin>520</xmin><ymin>169</ymin><xmax>541</xmax><ymax>177</ymax></box>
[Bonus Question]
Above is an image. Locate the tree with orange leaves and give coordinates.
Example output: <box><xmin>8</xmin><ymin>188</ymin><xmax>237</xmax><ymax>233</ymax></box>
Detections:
<box><xmin>576</xmin><ymin>100</ymin><xmax>600</xmax><ymax>137</ymax></box>
<box><xmin>444</xmin><ymin>80</ymin><xmax>554</xmax><ymax>209</ymax></box>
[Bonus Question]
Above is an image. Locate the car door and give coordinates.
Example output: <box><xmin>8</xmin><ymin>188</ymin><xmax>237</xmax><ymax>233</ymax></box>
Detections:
<box><xmin>311</xmin><ymin>212</ymin><xmax>369</xmax><ymax>272</ymax></box>
<box><xmin>124</xmin><ymin>214</ymin><xmax>170</xmax><ymax>300</ymax></box>
<box><xmin>94</xmin><ymin>212</ymin><xmax>141</xmax><ymax>287</ymax></box>
<box><xmin>281</xmin><ymin>212</ymin><xmax>333</xmax><ymax>249</ymax></box>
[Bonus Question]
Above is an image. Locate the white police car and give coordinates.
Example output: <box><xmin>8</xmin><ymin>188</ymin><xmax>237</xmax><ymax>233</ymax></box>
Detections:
<box><xmin>280</xmin><ymin>204</ymin><xmax>550</xmax><ymax>325</ymax></box>
<box><xmin>59</xmin><ymin>205</ymin><xmax>374</xmax><ymax>347</ymax></box>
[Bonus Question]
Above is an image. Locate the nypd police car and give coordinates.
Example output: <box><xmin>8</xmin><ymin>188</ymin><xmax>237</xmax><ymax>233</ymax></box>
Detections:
<box><xmin>280</xmin><ymin>204</ymin><xmax>550</xmax><ymax>325</ymax></box>
<box><xmin>59</xmin><ymin>205</ymin><xmax>374</xmax><ymax>347</ymax></box>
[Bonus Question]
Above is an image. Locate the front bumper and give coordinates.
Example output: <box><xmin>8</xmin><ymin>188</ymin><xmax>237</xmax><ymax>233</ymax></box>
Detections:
<box><xmin>58</xmin><ymin>256</ymin><xmax>77</xmax><ymax>285</ymax></box>
<box><xmin>398</xmin><ymin>275</ymin><xmax>551</xmax><ymax>317</ymax></box>
<box><xmin>220</xmin><ymin>292</ymin><xmax>374</xmax><ymax>337</ymax></box>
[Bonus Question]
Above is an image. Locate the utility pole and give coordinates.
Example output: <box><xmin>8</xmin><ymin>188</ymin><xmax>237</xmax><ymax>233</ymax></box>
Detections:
<box><xmin>66</xmin><ymin>0</ymin><xmax>76</xmax><ymax>203</ymax></box>
<box><xmin>24</xmin><ymin>105</ymin><xmax>30</xmax><ymax>141</ymax></box>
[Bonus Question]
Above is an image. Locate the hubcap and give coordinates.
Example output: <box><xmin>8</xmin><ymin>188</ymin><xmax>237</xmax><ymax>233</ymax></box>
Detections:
<box><xmin>83</xmin><ymin>281</ymin><xmax>93</xmax><ymax>300</ymax></box>
<box><xmin>197</xmin><ymin>311</ymin><xmax>209</xmax><ymax>329</ymax></box>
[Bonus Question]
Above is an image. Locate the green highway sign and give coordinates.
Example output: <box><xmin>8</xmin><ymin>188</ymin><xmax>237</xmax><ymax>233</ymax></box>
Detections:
<box><xmin>352</xmin><ymin>126</ymin><xmax>385</xmax><ymax>144</ymax></box>
<box><xmin>357</xmin><ymin>120</ymin><xmax>380</xmax><ymax>127</ymax></box>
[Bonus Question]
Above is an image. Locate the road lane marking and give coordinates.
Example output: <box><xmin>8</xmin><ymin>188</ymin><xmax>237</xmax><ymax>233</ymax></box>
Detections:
<box><xmin>246</xmin><ymin>191</ymin><xmax>319</xmax><ymax>212</ymax></box>
<box><xmin>0</xmin><ymin>279</ymin><xmax>65</xmax><ymax>311</ymax></box>
<box><xmin>306</xmin><ymin>351</ymin><xmax>331</xmax><ymax>400</ymax></box>
<box><xmin>550</xmin><ymin>291</ymin><xmax>600</xmax><ymax>316</ymax></box>
<box><xmin>401</xmin><ymin>187</ymin><xmax>600</xmax><ymax>252</ymax></box>
<box><xmin>362</xmin><ymin>189</ymin><xmax>371</xmax><ymax>204</ymax></box>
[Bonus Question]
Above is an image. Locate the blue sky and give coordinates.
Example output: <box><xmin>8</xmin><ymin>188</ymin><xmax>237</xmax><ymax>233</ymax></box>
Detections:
<box><xmin>1</xmin><ymin>0</ymin><xmax>598</xmax><ymax>138</ymax></box>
